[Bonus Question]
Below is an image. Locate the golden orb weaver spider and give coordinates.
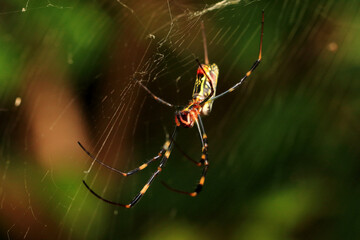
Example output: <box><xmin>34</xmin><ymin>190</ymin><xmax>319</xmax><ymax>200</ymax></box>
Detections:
<box><xmin>79</xmin><ymin>11</ymin><xmax>264</xmax><ymax>208</ymax></box>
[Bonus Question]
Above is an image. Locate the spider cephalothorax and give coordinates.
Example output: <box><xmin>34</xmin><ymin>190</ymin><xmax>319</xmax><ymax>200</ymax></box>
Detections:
<box><xmin>175</xmin><ymin>106</ymin><xmax>201</xmax><ymax>128</ymax></box>
<box><xmin>175</xmin><ymin>100</ymin><xmax>202</xmax><ymax>128</ymax></box>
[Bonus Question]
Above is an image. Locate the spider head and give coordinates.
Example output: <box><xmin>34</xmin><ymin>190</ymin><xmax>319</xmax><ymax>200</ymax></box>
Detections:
<box><xmin>175</xmin><ymin>110</ymin><xmax>195</xmax><ymax>128</ymax></box>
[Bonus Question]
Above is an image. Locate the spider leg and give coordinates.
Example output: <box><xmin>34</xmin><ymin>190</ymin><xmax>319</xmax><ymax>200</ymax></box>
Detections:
<box><xmin>78</xmin><ymin>140</ymin><xmax>170</xmax><ymax>176</ymax></box>
<box><xmin>211</xmin><ymin>10</ymin><xmax>264</xmax><ymax>101</ymax></box>
<box><xmin>82</xmin><ymin>126</ymin><xmax>178</xmax><ymax>208</ymax></box>
<box><xmin>201</xmin><ymin>20</ymin><xmax>209</xmax><ymax>65</ymax></box>
<box><xmin>162</xmin><ymin>116</ymin><xmax>209</xmax><ymax>196</ymax></box>
<box><xmin>172</xmin><ymin>140</ymin><xmax>201</xmax><ymax>166</ymax></box>
<box><xmin>137</xmin><ymin>81</ymin><xmax>179</xmax><ymax>108</ymax></box>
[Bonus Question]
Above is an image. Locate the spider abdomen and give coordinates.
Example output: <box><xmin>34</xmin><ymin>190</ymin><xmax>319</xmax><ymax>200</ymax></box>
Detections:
<box><xmin>192</xmin><ymin>63</ymin><xmax>219</xmax><ymax>116</ymax></box>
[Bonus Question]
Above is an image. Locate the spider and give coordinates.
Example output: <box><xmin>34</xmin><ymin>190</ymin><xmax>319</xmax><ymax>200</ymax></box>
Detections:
<box><xmin>79</xmin><ymin>11</ymin><xmax>264</xmax><ymax>208</ymax></box>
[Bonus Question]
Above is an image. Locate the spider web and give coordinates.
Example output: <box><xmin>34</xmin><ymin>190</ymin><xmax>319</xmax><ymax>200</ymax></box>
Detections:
<box><xmin>0</xmin><ymin>0</ymin><xmax>360</xmax><ymax>239</ymax></box>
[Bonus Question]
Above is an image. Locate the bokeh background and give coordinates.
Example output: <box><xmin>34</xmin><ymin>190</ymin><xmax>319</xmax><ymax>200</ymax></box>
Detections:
<box><xmin>1</xmin><ymin>0</ymin><xmax>360</xmax><ymax>239</ymax></box>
